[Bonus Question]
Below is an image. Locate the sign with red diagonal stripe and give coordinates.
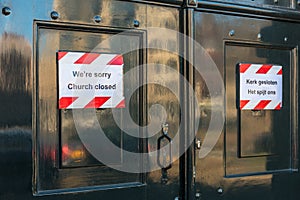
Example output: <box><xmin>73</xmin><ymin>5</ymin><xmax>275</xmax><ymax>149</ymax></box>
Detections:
<box><xmin>239</xmin><ymin>63</ymin><xmax>282</xmax><ymax>110</ymax></box>
<box><xmin>58</xmin><ymin>51</ymin><xmax>125</xmax><ymax>109</ymax></box>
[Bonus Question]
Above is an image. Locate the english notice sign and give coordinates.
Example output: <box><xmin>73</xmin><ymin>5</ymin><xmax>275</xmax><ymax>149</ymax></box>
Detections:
<box><xmin>57</xmin><ymin>51</ymin><xmax>125</xmax><ymax>109</ymax></box>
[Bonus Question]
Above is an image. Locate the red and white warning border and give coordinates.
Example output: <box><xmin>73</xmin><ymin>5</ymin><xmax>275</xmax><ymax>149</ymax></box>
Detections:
<box><xmin>240</xmin><ymin>99</ymin><xmax>281</xmax><ymax>110</ymax></box>
<box><xmin>239</xmin><ymin>63</ymin><xmax>282</xmax><ymax>110</ymax></box>
<box><xmin>58</xmin><ymin>51</ymin><xmax>125</xmax><ymax>109</ymax></box>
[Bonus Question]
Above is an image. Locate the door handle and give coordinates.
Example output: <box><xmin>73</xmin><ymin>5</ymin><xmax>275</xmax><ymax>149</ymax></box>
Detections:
<box><xmin>157</xmin><ymin>123</ymin><xmax>172</xmax><ymax>184</ymax></box>
<box><xmin>157</xmin><ymin>123</ymin><xmax>172</xmax><ymax>170</ymax></box>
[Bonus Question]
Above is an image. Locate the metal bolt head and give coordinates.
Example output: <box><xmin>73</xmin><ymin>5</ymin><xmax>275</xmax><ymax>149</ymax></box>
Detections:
<box><xmin>196</xmin><ymin>139</ymin><xmax>201</xmax><ymax>149</ymax></box>
<box><xmin>257</xmin><ymin>33</ymin><xmax>262</xmax><ymax>40</ymax></box>
<box><xmin>2</xmin><ymin>7</ymin><xmax>11</xmax><ymax>16</ymax></box>
<box><xmin>274</xmin><ymin>0</ymin><xmax>279</xmax><ymax>4</ymax></box>
<box><xmin>284</xmin><ymin>37</ymin><xmax>288</xmax><ymax>42</ymax></box>
<box><xmin>133</xmin><ymin>19</ymin><xmax>140</xmax><ymax>27</ymax></box>
<box><xmin>217</xmin><ymin>187</ymin><xmax>223</xmax><ymax>194</ymax></box>
<box><xmin>229</xmin><ymin>30</ymin><xmax>235</xmax><ymax>37</ymax></box>
<box><xmin>94</xmin><ymin>15</ymin><xmax>102</xmax><ymax>23</ymax></box>
<box><xmin>50</xmin><ymin>11</ymin><xmax>59</xmax><ymax>20</ymax></box>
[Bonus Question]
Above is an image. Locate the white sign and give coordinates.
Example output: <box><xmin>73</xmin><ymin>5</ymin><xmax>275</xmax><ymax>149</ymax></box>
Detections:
<box><xmin>58</xmin><ymin>51</ymin><xmax>125</xmax><ymax>109</ymax></box>
<box><xmin>239</xmin><ymin>63</ymin><xmax>282</xmax><ymax>110</ymax></box>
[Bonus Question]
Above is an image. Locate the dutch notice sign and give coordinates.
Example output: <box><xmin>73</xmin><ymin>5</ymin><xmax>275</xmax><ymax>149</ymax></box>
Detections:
<box><xmin>58</xmin><ymin>51</ymin><xmax>125</xmax><ymax>109</ymax></box>
<box><xmin>239</xmin><ymin>63</ymin><xmax>282</xmax><ymax>110</ymax></box>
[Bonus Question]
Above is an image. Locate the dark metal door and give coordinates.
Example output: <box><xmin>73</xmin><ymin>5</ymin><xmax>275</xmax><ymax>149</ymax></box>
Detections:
<box><xmin>193</xmin><ymin>9</ymin><xmax>300</xmax><ymax>200</ymax></box>
<box><xmin>0</xmin><ymin>0</ymin><xmax>185</xmax><ymax>199</ymax></box>
<box><xmin>4</xmin><ymin>1</ymin><xmax>300</xmax><ymax>200</ymax></box>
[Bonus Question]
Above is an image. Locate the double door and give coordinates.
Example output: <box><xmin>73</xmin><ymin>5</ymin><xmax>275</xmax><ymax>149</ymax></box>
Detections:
<box><xmin>30</xmin><ymin>4</ymin><xmax>300</xmax><ymax>200</ymax></box>
<box><xmin>1</xmin><ymin>1</ymin><xmax>299</xmax><ymax>200</ymax></box>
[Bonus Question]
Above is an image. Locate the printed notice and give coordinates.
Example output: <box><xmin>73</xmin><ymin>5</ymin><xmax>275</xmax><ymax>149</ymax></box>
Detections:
<box><xmin>58</xmin><ymin>51</ymin><xmax>125</xmax><ymax>109</ymax></box>
<box><xmin>239</xmin><ymin>63</ymin><xmax>282</xmax><ymax>110</ymax></box>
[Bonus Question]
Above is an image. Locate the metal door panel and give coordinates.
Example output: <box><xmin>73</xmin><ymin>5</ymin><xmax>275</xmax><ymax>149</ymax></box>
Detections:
<box><xmin>199</xmin><ymin>0</ymin><xmax>294</xmax><ymax>9</ymax></box>
<box><xmin>3</xmin><ymin>0</ymin><xmax>300</xmax><ymax>199</ymax></box>
<box><xmin>225</xmin><ymin>43</ymin><xmax>293</xmax><ymax>176</ymax></box>
<box><xmin>0</xmin><ymin>0</ymin><xmax>183</xmax><ymax>199</ymax></box>
<box><xmin>194</xmin><ymin>11</ymin><xmax>299</xmax><ymax>200</ymax></box>
<box><xmin>35</xmin><ymin>23</ymin><xmax>145</xmax><ymax>192</ymax></box>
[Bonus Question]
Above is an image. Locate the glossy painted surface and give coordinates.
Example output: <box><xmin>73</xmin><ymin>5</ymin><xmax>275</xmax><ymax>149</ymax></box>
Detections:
<box><xmin>1</xmin><ymin>0</ymin><xmax>300</xmax><ymax>199</ymax></box>
<box><xmin>36</xmin><ymin>25</ymin><xmax>144</xmax><ymax>191</ymax></box>
<box><xmin>200</xmin><ymin>0</ymin><xmax>294</xmax><ymax>8</ymax></box>
<box><xmin>194</xmin><ymin>10</ymin><xmax>299</xmax><ymax>200</ymax></box>
<box><xmin>0</xmin><ymin>0</ymin><xmax>181</xmax><ymax>199</ymax></box>
<box><xmin>225</xmin><ymin>43</ymin><xmax>293</xmax><ymax>176</ymax></box>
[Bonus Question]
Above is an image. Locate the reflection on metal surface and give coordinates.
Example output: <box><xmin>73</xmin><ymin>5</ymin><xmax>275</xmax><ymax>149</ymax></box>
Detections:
<box><xmin>53</xmin><ymin>0</ymin><xmax>146</xmax><ymax>28</ymax></box>
<box><xmin>59</xmin><ymin>32</ymin><xmax>141</xmax><ymax>167</ymax></box>
<box><xmin>34</xmin><ymin>4</ymin><xmax>181</xmax><ymax>197</ymax></box>
<box><xmin>0</xmin><ymin>33</ymin><xmax>31</xmax><ymax>127</ymax></box>
<box><xmin>0</xmin><ymin>10</ymin><xmax>33</xmax><ymax>199</ymax></box>
<box><xmin>200</xmin><ymin>0</ymin><xmax>293</xmax><ymax>8</ymax></box>
<box><xmin>194</xmin><ymin>11</ymin><xmax>298</xmax><ymax>199</ymax></box>
<box><xmin>1</xmin><ymin>0</ymin><xmax>300</xmax><ymax>199</ymax></box>
<box><xmin>0</xmin><ymin>33</ymin><xmax>31</xmax><ymax>93</ymax></box>
<box><xmin>225</xmin><ymin>44</ymin><xmax>292</xmax><ymax>175</ymax></box>
<box><xmin>62</xmin><ymin>144</ymin><xmax>86</xmax><ymax>165</ymax></box>
<box><xmin>145</xmin><ymin>7</ymin><xmax>181</xmax><ymax>199</ymax></box>
<box><xmin>240</xmin><ymin>110</ymin><xmax>275</xmax><ymax>157</ymax></box>
<box><xmin>36</xmin><ymin>23</ymin><xmax>143</xmax><ymax>191</ymax></box>
<box><xmin>145</xmin><ymin>6</ymin><xmax>180</xmax><ymax>190</ymax></box>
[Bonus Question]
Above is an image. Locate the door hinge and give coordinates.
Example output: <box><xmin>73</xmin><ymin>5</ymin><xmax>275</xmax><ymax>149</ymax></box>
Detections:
<box><xmin>196</xmin><ymin>139</ymin><xmax>201</xmax><ymax>150</ymax></box>
<box><xmin>193</xmin><ymin>166</ymin><xmax>196</xmax><ymax>178</ymax></box>
<box><xmin>185</xmin><ymin>0</ymin><xmax>198</xmax><ymax>8</ymax></box>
